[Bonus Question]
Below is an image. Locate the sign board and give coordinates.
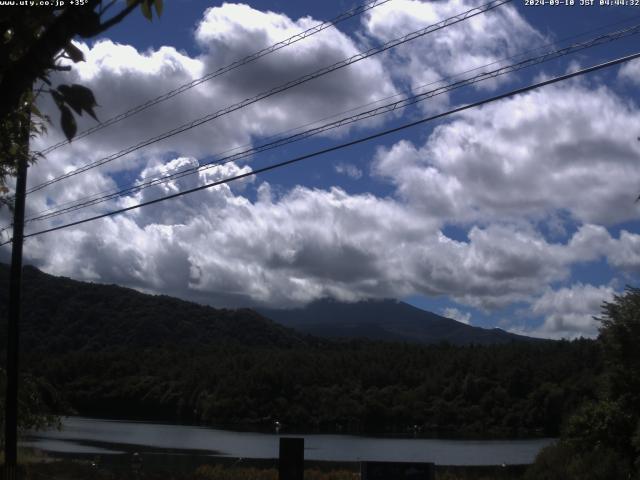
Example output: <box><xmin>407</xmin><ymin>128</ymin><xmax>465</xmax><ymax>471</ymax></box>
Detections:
<box><xmin>278</xmin><ymin>437</ymin><xmax>304</xmax><ymax>480</ymax></box>
<box><xmin>361</xmin><ymin>461</ymin><xmax>435</xmax><ymax>480</ymax></box>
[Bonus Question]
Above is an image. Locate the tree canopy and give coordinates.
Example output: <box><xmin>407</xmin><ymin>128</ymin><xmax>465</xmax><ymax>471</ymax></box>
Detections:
<box><xmin>0</xmin><ymin>0</ymin><xmax>162</xmax><ymax>204</ymax></box>
<box><xmin>0</xmin><ymin>264</ymin><xmax>603</xmax><ymax>439</ymax></box>
<box><xmin>527</xmin><ymin>286</ymin><xmax>640</xmax><ymax>479</ymax></box>
<box><xmin>0</xmin><ymin>0</ymin><xmax>162</xmax><ymax>447</ymax></box>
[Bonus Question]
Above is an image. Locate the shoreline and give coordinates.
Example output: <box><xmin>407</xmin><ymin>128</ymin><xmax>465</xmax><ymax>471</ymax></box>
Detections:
<box><xmin>24</xmin><ymin>416</ymin><xmax>554</xmax><ymax>467</ymax></box>
<box><xmin>43</xmin><ymin>414</ymin><xmax>555</xmax><ymax>442</ymax></box>
<box><xmin>14</xmin><ymin>450</ymin><xmax>533</xmax><ymax>480</ymax></box>
<box><xmin>20</xmin><ymin>442</ymin><xmax>548</xmax><ymax>468</ymax></box>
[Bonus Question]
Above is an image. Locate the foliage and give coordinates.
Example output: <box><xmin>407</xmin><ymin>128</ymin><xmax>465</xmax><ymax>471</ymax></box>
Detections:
<box><xmin>563</xmin><ymin>399</ymin><xmax>637</xmax><ymax>461</ymax></box>
<box><xmin>0</xmin><ymin>0</ymin><xmax>162</xmax><ymax>206</ymax></box>
<box><xmin>528</xmin><ymin>286</ymin><xmax>640</xmax><ymax>479</ymax></box>
<box><xmin>598</xmin><ymin>287</ymin><xmax>640</xmax><ymax>407</ymax></box>
<box><xmin>16</xmin><ymin>459</ymin><xmax>526</xmax><ymax>480</ymax></box>
<box><xmin>437</xmin><ymin>465</ymin><xmax>526</xmax><ymax>480</ymax></box>
<box><xmin>0</xmin><ymin>87</ymin><xmax>45</xmax><ymax>207</ymax></box>
<box><xmin>525</xmin><ymin>441</ymin><xmax>631</xmax><ymax>480</ymax></box>
<box><xmin>19</xmin><ymin>461</ymin><xmax>360</xmax><ymax>480</ymax></box>
<box><xmin>0</xmin><ymin>1</ymin><xmax>162</xmax><ymax>452</ymax></box>
<box><xmin>0</xmin><ymin>368</ymin><xmax>62</xmax><ymax>448</ymax></box>
<box><xmin>32</xmin><ymin>340</ymin><xmax>598</xmax><ymax>437</ymax></box>
<box><xmin>0</xmin><ymin>265</ymin><xmax>603</xmax><ymax>438</ymax></box>
<box><xmin>194</xmin><ymin>465</ymin><xmax>278</xmax><ymax>480</ymax></box>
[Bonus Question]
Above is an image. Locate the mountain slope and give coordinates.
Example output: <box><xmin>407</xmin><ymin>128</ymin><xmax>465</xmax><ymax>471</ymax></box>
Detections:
<box><xmin>0</xmin><ymin>264</ymin><xmax>308</xmax><ymax>352</ymax></box>
<box><xmin>0</xmin><ymin>265</ymin><xmax>593</xmax><ymax>437</ymax></box>
<box><xmin>258</xmin><ymin>298</ymin><xmax>537</xmax><ymax>345</ymax></box>
<box><xmin>0</xmin><ymin>264</ymin><xmax>536</xmax><ymax>353</ymax></box>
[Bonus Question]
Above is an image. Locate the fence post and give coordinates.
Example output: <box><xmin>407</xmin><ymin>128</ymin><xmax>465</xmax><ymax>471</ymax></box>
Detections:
<box><xmin>278</xmin><ymin>437</ymin><xmax>304</xmax><ymax>480</ymax></box>
<box><xmin>3</xmin><ymin>95</ymin><xmax>31</xmax><ymax>480</ymax></box>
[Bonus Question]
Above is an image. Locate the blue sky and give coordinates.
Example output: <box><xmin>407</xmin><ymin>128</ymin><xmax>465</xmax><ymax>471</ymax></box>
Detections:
<box><xmin>3</xmin><ymin>0</ymin><xmax>640</xmax><ymax>338</ymax></box>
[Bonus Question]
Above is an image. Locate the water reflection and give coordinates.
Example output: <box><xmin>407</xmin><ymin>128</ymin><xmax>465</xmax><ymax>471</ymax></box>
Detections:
<box><xmin>25</xmin><ymin>417</ymin><xmax>554</xmax><ymax>466</ymax></box>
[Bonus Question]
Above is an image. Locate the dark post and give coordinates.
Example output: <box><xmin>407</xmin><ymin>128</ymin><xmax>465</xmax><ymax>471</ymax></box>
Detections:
<box><xmin>4</xmin><ymin>102</ymin><xmax>30</xmax><ymax>478</ymax></box>
<box><xmin>278</xmin><ymin>437</ymin><xmax>304</xmax><ymax>480</ymax></box>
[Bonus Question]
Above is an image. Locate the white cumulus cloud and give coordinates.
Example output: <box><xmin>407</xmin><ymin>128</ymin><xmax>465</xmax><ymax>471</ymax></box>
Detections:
<box><xmin>334</xmin><ymin>162</ymin><xmax>363</xmax><ymax>179</ymax></box>
<box><xmin>373</xmin><ymin>82</ymin><xmax>640</xmax><ymax>226</ymax></box>
<box><xmin>530</xmin><ymin>283</ymin><xmax>616</xmax><ymax>339</ymax></box>
<box><xmin>619</xmin><ymin>59</ymin><xmax>640</xmax><ymax>85</ymax></box>
<box><xmin>27</xmin><ymin>2</ymin><xmax>399</xmax><ymax>220</ymax></box>
<box><xmin>361</xmin><ymin>0</ymin><xmax>544</xmax><ymax>111</ymax></box>
<box><xmin>443</xmin><ymin>307</ymin><xmax>472</xmax><ymax>324</ymax></box>
<box><xmin>1</xmin><ymin>1</ymin><xmax>636</xmax><ymax>342</ymax></box>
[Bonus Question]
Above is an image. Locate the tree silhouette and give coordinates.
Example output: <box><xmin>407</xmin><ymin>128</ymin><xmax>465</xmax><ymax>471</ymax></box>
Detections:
<box><xmin>0</xmin><ymin>0</ymin><xmax>163</xmax><ymax>204</ymax></box>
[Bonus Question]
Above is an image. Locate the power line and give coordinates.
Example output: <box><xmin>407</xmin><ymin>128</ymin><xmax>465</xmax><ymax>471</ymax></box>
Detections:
<box><xmin>22</xmin><ymin>12</ymin><xmax>640</xmax><ymax>224</ymax></box>
<box><xmin>43</xmin><ymin>10</ymin><xmax>640</xmax><ymax>187</ymax></box>
<box><xmin>2</xmin><ymin>51</ymin><xmax>636</xmax><ymax>246</ymax></box>
<box><xmin>12</xmin><ymin>0</ymin><xmax>622</xmax><ymax>236</ymax></box>
<box><xmin>18</xmin><ymin>21</ymin><xmax>640</xmax><ymax>226</ymax></box>
<box><xmin>25</xmin><ymin>0</ymin><xmax>512</xmax><ymax>195</ymax></box>
<box><xmin>1</xmin><ymin>14</ymin><xmax>635</xmax><ymax>236</ymax></box>
<box><xmin>37</xmin><ymin>0</ymin><xmax>393</xmax><ymax>156</ymax></box>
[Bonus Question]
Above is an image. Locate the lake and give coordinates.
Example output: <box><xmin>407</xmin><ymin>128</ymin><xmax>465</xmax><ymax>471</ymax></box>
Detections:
<box><xmin>23</xmin><ymin>417</ymin><xmax>554</xmax><ymax>466</ymax></box>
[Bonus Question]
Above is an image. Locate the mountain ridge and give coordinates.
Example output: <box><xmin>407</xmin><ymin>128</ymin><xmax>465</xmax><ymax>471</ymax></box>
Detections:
<box><xmin>0</xmin><ymin>264</ymin><xmax>591</xmax><ymax>437</ymax></box>
<box><xmin>0</xmin><ymin>263</ymin><xmax>309</xmax><ymax>352</ymax></box>
<box><xmin>0</xmin><ymin>264</ymin><xmax>539</xmax><ymax>349</ymax></box>
<box><xmin>258</xmin><ymin>298</ymin><xmax>539</xmax><ymax>345</ymax></box>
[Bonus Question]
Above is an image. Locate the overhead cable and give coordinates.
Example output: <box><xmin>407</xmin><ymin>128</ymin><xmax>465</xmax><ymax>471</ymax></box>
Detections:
<box><xmin>38</xmin><ymin>0</ymin><xmax>393</xmax><ymax>156</ymax></box>
<box><xmin>20</xmin><ymin>22</ymin><xmax>640</xmax><ymax>225</ymax></box>
<box><xmin>25</xmin><ymin>0</ymin><xmax>512</xmax><ymax>195</ymax></box>
<box><xmin>24</xmin><ymin>12</ymin><xmax>640</xmax><ymax>224</ymax></box>
<box><xmin>1</xmin><ymin>51</ymin><xmax>636</xmax><ymax>246</ymax></box>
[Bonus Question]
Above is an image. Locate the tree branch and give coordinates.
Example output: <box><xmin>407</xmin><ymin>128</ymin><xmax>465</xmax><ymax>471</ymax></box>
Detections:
<box><xmin>0</xmin><ymin>0</ymin><xmax>142</xmax><ymax>122</ymax></box>
<box><xmin>100</xmin><ymin>0</ymin><xmax>120</xmax><ymax>17</ymax></box>
<box><xmin>93</xmin><ymin>0</ymin><xmax>142</xmax><ymax>36</ymax></box>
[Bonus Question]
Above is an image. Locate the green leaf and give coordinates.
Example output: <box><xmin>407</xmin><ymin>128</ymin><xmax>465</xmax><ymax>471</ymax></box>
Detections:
<box><xmin>50</xmin><ymin>90</ymin><xmax>64</xmax><ymax>107</ymax></box>
<box><xmin>64</xmin><ymin>42</ymin><xmax>84</xmax><ymax>63</ymax></box>
<box><xmin>59</xmin><ymin>105</ymin><xmax>77</xmax><ymax>141</ymax></box>
<box><xmin>154</xmin><ymin>0</ymin><xmax>163</xmax><ymax>16</ymax></box>
<box><xmin>31</xmin><ymin>104</ymin><xmax>45</xmax><ymax>122</ymax></box>
<box><xmin>56</xmin><ymin>84</ymin><xmax>98</xmax><ymax>120</ymax></box>
<box><xmin>141</xmin><ymin>1</ymin><xmax>152</xmax><ymax>20</ymax></box>
<box><xmin>126</xmin><ymin>0</ymin><xmax>137</xmax><ymax>6</ymax></box>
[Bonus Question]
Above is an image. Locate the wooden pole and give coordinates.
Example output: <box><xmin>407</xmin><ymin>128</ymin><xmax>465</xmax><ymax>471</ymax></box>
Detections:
<box><xmin>4</xmin><ymin>100</ymin><xmax>30</xmax><ymax>479</ymax></box>
<box><xmin>278</xmin><ymin>438</ymin><xmax>304</xmax><ymax>480</ymax></box>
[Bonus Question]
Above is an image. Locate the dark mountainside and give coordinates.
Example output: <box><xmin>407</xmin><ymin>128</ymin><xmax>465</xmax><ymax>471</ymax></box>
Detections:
<box><xmin>0</xmin><ymin>264</ymin><xmax>539</xmax><ymax>348</ymax></box>
<box><xmin>0</xmin><ymin>264</ymin><xmax>309</xmax><ymax>352</ymax></box>
<box><xmin>0</xmin><ymin>264</ymin><xmax>602</xmax><ymax>437</ymax></box>
<box><xmin>259</xmin><ymin>299</ymin><xmax>536</xmax><ymax>345</ymax></box>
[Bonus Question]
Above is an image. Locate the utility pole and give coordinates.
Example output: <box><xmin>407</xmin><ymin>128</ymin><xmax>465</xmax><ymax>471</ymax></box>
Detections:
<box><xmin>4</xmin><ymin>99</ymin><xmax>30</xmax><ymax>480</ymax></box>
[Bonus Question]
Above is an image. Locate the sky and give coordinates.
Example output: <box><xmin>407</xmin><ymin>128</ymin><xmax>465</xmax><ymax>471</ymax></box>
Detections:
<box><xmin>2</xmin><ymin>0</ymin><xmax>640</xmax><ymax>339</ymax></box>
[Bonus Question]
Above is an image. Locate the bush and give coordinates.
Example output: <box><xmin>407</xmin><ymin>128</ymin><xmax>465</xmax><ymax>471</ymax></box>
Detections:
<box><xmin>193</xmin><ymin>465</ymin><xmax>358</xmax><ymax>480</ymax></box>
<box><xmin>525</xmin><ymin>441</ymin><xmax>632</xmax><ymax>480</ymax></box>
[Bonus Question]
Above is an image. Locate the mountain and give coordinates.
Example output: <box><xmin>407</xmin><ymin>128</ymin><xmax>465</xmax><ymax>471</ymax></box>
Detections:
<box><xmin>258</xmin><ymin>298</ymin><xmax>537</xmax><ymax>345</ymax></box>
<box><xmin>0</xmin><ymin>264</ymin><xmax>309</xmax><ymax>353</ymax></box>
<box><xmin>0</xmin><ymin>265</ymin><xmax>593</xmax><ymax>436</ymax></box>
<box><xmin>0</xmin><ymin>264</ymin><xmax>535</xmax><ymax>354</ymax></box>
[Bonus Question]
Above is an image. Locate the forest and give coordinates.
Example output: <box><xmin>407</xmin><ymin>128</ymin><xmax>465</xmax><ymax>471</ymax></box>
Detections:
<box><xmin>0</xmin><ymin>266</ymin><xmax>638</xmax><ymax>479</ymax></box>
<box><xmin>0</xmin><ymin>264</ymin><xmax>607</xmax><ymax>438</ymax></box>
<box><xmin>18</xmin><ymin>338</ymin><xmax>600</xmax><ymax>438</ymax></box>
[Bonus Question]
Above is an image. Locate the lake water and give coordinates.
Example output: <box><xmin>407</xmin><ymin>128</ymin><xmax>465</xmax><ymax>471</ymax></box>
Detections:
<box><xmin>23</xmin><ymin>417</ymin><xmax>554</xmax><ymax>466</ymax></box>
